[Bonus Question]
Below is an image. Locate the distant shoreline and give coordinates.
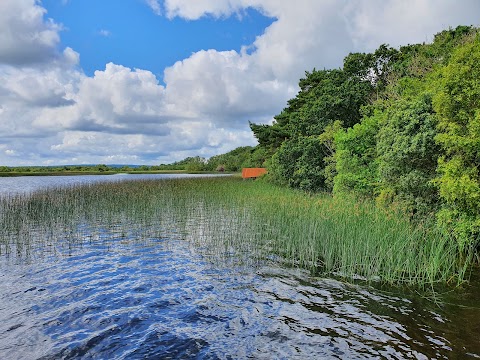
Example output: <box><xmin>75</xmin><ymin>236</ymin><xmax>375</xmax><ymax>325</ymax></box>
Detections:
<box><xmin>0</xmin><ymin>170</ymin><xmax>227</xmax><ymax>177</ymax></box>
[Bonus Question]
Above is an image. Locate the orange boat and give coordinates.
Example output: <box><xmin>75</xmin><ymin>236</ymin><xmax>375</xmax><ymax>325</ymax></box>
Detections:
<box><xmin>241</xmin><ymin>168</ymin><xmax>267</xmax><ymax>179</ymax></box>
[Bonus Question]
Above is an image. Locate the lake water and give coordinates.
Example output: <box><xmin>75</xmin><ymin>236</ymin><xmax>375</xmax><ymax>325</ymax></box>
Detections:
<box><xmin>0</xmin><ymin>175</ymin><xmax>479</xmax><ymax>359</ymax></box>
<box><xmin>0</xmin><ymin>173</ymin><xmax>227</xmax><ymax>196</ymax></box>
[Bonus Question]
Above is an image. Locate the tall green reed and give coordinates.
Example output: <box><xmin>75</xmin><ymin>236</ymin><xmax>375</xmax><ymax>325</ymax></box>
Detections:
<box><xmin>0</xmin><ymin>177</ymin><xmax>470</xmax><ymax>286</ymax></box>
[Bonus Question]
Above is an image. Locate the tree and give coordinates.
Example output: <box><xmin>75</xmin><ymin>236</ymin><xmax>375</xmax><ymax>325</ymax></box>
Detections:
<box><xmin>334</xmin><ymin>109</ymin><xmax>381</xmax><ymax>198</ymax></box>
<box><xmin>249</xmin><ymin>122</ymin><xmax>289</xmax><ymax>149</ymax></box>
<box><xmin>96</xmin><ymin>164</ymin><xmax>108</xmax><ymax>172</ymax></box>
<box><xmin>376</xmin><ymin>94</ymin><xmax>440</xmax><ymax>215</ymax></box>
<box><xmin>250</xmin><ymin>66</ymin><xmax>376</xmax><ymax>193</ymax></box>
<box><xmin>183</xmin><ymin>157</ymin><xmax>207</xmax><ymax>172</ymax></box>
<box><xmin>268</xmin><ymin>136</ymin><xmax>329</xmax><ymax>192</ymax></box>
<box><xmin>318</xmin><ymin>120</ymin><xmax>343</xmax><ymax>192</ymax></box>
<box><xmin>250</xmin><ymin>66</ymin><xmax>373</xmax><ymax>148</ymax></box>
<box><xmin>344</xmin><ymin>44</ymin><xmax>399</xmax><ymax>92</ymax></box>
<box><xmin>433</xmin><ymin>35</ymin><xmax>480</xmax><ymax>249</ymax></box>
<box><xmin>207</xmin><ymin>146</ymin><xmax>255</xmax><ymax>171</ymax></box>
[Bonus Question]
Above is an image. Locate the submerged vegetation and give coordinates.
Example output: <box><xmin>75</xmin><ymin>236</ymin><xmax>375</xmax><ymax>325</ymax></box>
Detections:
<box><xmin>0</xmin><ymin>177</ymin><xmax>470</xmax><ymax>286</ymax></box>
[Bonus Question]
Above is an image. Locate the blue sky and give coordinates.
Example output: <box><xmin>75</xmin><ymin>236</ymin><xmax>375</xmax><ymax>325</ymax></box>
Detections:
<box><xmin>0</xmin><ymin>0</ymin><xmax>479</xmax><ymax>166</ymax></box>
<box><xmin>42</xmin><ymin>0</ymin><xmax>274</xmax><ymax>80</ymax></box>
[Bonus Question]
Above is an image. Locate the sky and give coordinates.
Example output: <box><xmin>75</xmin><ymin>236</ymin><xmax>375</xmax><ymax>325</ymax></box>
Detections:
<box><xmin>0</xmin><ymin>1</ymin><xmax>479</xmax><ymax>166</ymax></box>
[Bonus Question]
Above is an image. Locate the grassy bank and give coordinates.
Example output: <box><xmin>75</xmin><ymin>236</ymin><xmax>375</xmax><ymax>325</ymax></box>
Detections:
<box><xmin>0</xmin><ymin>176</ymin><xmax>470</xmax><ymax>286</ymax></box>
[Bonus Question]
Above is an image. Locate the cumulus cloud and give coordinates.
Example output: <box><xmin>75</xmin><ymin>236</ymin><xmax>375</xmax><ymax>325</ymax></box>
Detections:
<box><xmin>69</xmin><ymin>63</ymin><xmax>169</xmax><ymax>131</ymax></box>
<box><xmin>1</xmin><ymin>64</ymin><xmax>79</xmax><ymax>108</ymax></box>
<box><xmin>164</xmin><ymin>49</ymin><xmax>296</xmax><ymax>125</ymax></box>
<box><xmin>343</xmin><ymin>0</ymin><xmax>480</xmax><ymax>50</ymax></box>
<box><xmin>0</xmin><ymin>0</ymin><xmax>479</xmax><ymax>165</ymax></box>
<box><xmin>0</xmin><ymin>0</ymin><xmax>64</xmax><ymax>65</ymax></box>
<box><xmin>162</xmin><ymin>0</ymin><xmax>480</xmax><ymax>80</ymax></box>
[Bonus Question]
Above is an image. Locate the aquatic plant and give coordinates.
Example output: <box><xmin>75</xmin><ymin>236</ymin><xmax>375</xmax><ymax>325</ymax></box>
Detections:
<box><xmin>0</xmin><ymin>177</ymin><xmax>470</xmax><ymax>286</ymax></box>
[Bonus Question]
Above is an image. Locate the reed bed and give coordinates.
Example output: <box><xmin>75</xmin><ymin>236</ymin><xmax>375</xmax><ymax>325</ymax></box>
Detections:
<box><xmin>0</xmin><ymin>177</ymin><xmax>470</xmax><ymax>286</ymax></box>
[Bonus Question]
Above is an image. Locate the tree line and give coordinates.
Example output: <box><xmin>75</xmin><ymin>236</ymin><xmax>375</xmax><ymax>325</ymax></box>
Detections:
<box><xmin>0</xmin><ymin>146</ymin><xmax>264</xmax><ymax>174</ymax></box>
<box><xmin>244</xmin><ymin>25</ymin><xmax>479</xmax><ymax>251</ymax></box>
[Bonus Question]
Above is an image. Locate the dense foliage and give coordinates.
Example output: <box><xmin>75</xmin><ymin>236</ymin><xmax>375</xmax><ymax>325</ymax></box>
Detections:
<box><xmin>433</xmin><ymin>35</ymin><xmax>480</xmax><ymax>249</ymax></box>
<box><xmin>248</xmin><ymin>26</ymin><xmax>480</xmax><ymax>251</ymax></box>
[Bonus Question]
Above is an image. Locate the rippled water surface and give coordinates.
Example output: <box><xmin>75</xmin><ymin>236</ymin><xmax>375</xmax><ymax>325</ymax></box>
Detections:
<box><xmin>1</xmin><ymin>176</ymin><xmax>479</xmax><ymax>359</ymax></box>
<box><xmin>0</xmin><ymin>173</ymin><xmax>226</xmax><ymax>195</ymax></box>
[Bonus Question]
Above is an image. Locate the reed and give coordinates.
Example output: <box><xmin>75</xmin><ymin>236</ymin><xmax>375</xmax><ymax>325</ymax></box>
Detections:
<box><xmin>0</xmin><ymin>177</ymin><xmax>470</xmax><ymax>286</ymax></box>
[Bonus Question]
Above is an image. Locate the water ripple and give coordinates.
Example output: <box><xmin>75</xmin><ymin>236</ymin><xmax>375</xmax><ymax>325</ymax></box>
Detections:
<box><xmin>1</xmin><ymin>237</ymin><xmax>479</xmax><ymax>359</ymax></box>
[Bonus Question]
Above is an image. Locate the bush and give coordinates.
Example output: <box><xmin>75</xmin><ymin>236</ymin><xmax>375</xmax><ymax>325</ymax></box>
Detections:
<box><xmin>269</xmin><ymin>136</ymin><xmax>328</xmax><ymax>192</ymax></box>
<box><xmin>375</xmin><ymin>94</ymin><xmax>440</xmax><ymax>215</ymax></box>
<box><xmin>334</xmin><ymin>112</ymin><xmax>380</xmax><ymax>197</ymax></box>
<box><xmin>433</xmin><ymin>35</ymin><xmax>480</xmax><ymax>249</ymax></box>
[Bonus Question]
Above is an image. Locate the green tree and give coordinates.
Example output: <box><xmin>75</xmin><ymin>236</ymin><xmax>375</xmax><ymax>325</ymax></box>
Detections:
<box><xmin>207</xmin><ymin>146</ymin><xmax>255</xmax><ymax>172</ymax></box>
<box><xmin>344</xmin><ymin>44</ymin><xmax>399</xmax><ymax>94</ymax></box>
<box><xmin>183</xmin><ymin>157</ymin><xmax>207</xmax><ymax>172</ymax></box>
<box><xmin>251</xmin><ymin>66</ymin><xmax>376</xmax><ymax>193</ymax></box>
<box><xmin>285</xmin><ymin>69</ymin><xmax>372</xmax><ymax>136</ymax></box>
<box><xmin>318</xmin><ymin>120</ymin><xmax>343</xmax><ymax>192</ymax></box>
<box><xmin>268</xmin><ymin>136</ymin><xmax>329</xmax><ymax>192</ymax></box>
<box><xmin>249</xmin><ymin>122</ymin><xmax>288</xmax><ymax>149</ymax></box>
<box><xmin>433</xmin><ymin>35</ymin><xmax>480</xmax><ymax>249</ymax></box>
<box><xmin>376</xmin><ymin>94</ymin><xmax>440</xmax><ymax>215</ymax></box>
<box><xmin>334</xmin><ymin>109</ymin><xmax>381</xmax><ymax>197</ymax></box>
<box><xmin>96</xmin><ymin>164</ymin><xmax>108</xmax><ymax>172</ymax></box>
<box><xmin>250</xmin><ymin>66</ymin><xmax>374</xmax><ymax>147</ymax></box>
<box><xmin>240</xmin><ymin>146</ymin><xmax>273</xmax><ymax>169</ymax></box>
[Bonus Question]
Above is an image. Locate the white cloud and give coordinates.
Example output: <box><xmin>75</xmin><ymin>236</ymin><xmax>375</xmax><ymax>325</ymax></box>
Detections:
<box><xmin>145</xmin><ymin>0</ymin><xmax>162</xmax><ymax>15</ymax></box>
<box><xmin>164</xmin><ymin>49</ymin><xmax>295</xmax><ymax>124</ymax></box>
<box><xmin>71</xmin><ymin>63</ymin><xmax>168</xmax><ymax>130</ymax></box>
<box><xmin>0</xmin><ymin>0</ymin><xmax>64</xmax><ymax>65</ymax></box>
<box><xmin>161</xmin><ymin>0</ymin><xmax>480</xmax><ymax>80</ymax></box>
<box><xmin>0</xmin><ymin>0</ymin><xmax>479</xmax><ymax>166</ymax></box>
<box><xmin>343</xmin><ymin>0</ymin><xmax>480</xmax><ymax>51</ymax></box>
<box><xmin>163</xmin><ymin>0</ymin><xmax>243</xmax><ymax>19</ymax></box>
<box><xmin>1</xmin><ymin>63</ymin><xmax>80</xmax><ymax>108</ymax></box>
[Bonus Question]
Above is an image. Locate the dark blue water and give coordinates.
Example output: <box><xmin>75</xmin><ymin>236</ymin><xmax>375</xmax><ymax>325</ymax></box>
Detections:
<box><xmin>0</xmin><ymin>176</ymin><xmax>480</xmax><ymax>359</ymax></box>
<box><xmin>2</xmin><ymin>234</ymin><xmax>480</xmax><ymax>359</ymax></box>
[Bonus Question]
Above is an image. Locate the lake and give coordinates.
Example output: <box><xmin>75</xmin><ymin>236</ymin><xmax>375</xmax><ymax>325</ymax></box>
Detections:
<box><xmin>0</xmin><ymin>175</ymin><xmax>479</xmax><ymax>359</ymax></box>
<box><xmin>0</xmin><ymin>173</ymin><xmax>228</xmax><ymax>196</ymax></box>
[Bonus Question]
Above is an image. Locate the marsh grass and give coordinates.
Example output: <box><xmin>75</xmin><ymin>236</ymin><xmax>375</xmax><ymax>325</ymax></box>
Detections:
<box><xmin>0</xmin><ymin>177</ymin><xmax>470</xmax><ymax>286</ymax></box>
